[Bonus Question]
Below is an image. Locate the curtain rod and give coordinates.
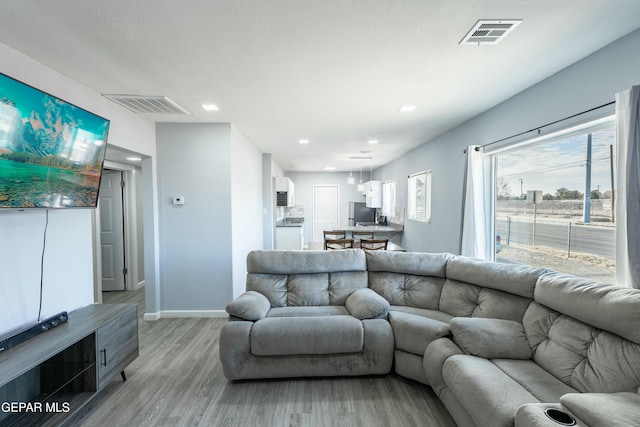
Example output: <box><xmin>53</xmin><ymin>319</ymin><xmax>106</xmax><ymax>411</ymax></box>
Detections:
<box><xmin>467</xmin><ymin>101</ymin><xmax>616</xmax><ymax>153</ymax></box>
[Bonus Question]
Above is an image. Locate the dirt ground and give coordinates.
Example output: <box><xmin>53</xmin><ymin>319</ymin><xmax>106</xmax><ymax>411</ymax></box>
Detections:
<box><xmin>498</xmin><ymin>242</ymin><xmax>617</xmax><ymax>285</ymax></box>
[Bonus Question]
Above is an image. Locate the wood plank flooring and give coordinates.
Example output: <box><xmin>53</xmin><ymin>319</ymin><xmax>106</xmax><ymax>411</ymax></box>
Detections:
<box><xmin>68</xmin><ymin>289</ymin><xmax>456</xmax><ymax>427</ymax></box>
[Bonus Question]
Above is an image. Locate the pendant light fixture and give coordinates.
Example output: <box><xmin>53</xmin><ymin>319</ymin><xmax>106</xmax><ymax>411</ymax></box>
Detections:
<box><xmin>357</xmin><ymin>167</ymin><xmax>365</xmax><ymax>192</ymax></box>
<box><xmin>347</xmin><ymin>168</ymin><xmax>355</xmax><ymax>185</ymax></box>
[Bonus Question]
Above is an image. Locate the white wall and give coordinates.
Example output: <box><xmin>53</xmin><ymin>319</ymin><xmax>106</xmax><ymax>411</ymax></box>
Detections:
<box><xmin>262</xmin><ymin>154</ymin><xmax>285</xmax><ymax>249</ymax></box>
<box><xmin>375</xmin><ymin>28</ymin><xmax>640</xmax><ymax>254</ymax></box>
<box><xmin>231</xmin><ymin>125</ymin><xmax>264</xmax><ymax>298</ymax></box>
<box><xmin>0</xmin><ymin>42</ymin><xmax>156</xmax><ymax>336</ymax></box>
<box><xmin>285</xmin><ymin>171</ymin><xmax>368</xmax><ymax>245</ymax></box>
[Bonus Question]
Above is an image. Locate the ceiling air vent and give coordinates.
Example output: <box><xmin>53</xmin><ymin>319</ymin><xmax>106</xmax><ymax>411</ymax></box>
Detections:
<box><xmin>459</xmin><ymin>19</ymin><xmax>522</xmax><ymax>45</ymax></box>
<box><xmin>103</xmin><ymin>94</ymin><xmax>190</xmax><ymax>115</ymax></box>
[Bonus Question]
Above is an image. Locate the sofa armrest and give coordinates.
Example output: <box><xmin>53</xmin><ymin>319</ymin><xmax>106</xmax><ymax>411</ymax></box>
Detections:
<box><xmin>345</xmin><ymin>288</ymin><xmax>390</xmax><ymax>319</ymax></box>
<box><xmin>515</xmin><ymin>403</ymin><xmax>587</xmax><ymax>427</ymax></box>
<box><xmin>225</xmin><ymin>291</ymin><xmax>271</xmax><ymax>320</ymax></box>
<box><xmin>560</xmin><ymin>392</ymin><xmax>640</xmax><ymax>426</ymax></box>
<box><xmin>423</xmin><ymin>337</ymin><xmax>464</xmax><ymax>390</ymax></box>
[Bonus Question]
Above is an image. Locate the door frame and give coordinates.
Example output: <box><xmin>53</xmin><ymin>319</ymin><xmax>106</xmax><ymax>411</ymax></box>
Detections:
<box><xmin>92</xmin><ymin>160</ymin><xmax>141</xmax><ymax>302</ymax></box>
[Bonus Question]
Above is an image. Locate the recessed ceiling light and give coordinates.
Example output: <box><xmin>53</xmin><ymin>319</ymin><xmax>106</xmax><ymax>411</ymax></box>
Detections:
<box><xmin>324</xmin><ymin>166</ymin><xmax>336</xmax><ymax>171</ymax></box>
<box><xmin>126</xmin><ymin>156</ymin><xmax>142</xmax><ymax>162</ymax></box>
<box><xmin>368</xmin><ymin>139</ymin><xmax>379</xmax><ymax>144</ymax></box>
<box><xmin>399</xmin><ymin>105</ymin><xmax>416</xmax><ymax>112</ymax></box>
<box><xmin>201</xmin><ymin>103</ymin><xmax>219</xmax><ymax>111</ymax></box>
<box><xmin>299</xmin><ymin>139</ymin><xmax>309</xmax><ymax>144</ymax></box>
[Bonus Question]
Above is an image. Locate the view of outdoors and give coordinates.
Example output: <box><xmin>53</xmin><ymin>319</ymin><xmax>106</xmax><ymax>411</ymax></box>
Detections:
<box><xmin>494</xmin><ymin>122</ymin><xmax>617</xmax><ymax>284</ymax></box>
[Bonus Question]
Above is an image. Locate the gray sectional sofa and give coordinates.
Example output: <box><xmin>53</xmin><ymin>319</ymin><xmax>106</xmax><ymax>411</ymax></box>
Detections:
<box><xmin>219</xmin><ymin>249</ymin><xmax>640</xmax><ymax>427</ymax></box>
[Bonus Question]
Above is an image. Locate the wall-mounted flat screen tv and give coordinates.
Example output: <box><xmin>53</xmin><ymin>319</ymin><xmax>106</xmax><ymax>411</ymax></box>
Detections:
<box><xmin>0</xmin><ymin>73</ymin><xmax>110</xmax><ymax>209</ymax></box>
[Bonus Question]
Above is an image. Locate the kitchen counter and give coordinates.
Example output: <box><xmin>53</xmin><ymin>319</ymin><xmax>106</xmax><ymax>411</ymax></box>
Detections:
<box><xmin>340</xmin><ymin>224</ymin><xmax>404</xmax><ymax>232</ymax></box>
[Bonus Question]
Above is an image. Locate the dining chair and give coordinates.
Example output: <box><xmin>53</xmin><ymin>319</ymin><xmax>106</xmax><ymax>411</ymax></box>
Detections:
<box><xmin>323</xmin><ymin>230</ymin><xmax>346</xmax><ymax>240</ymax></box>
<box><xmin>324</xmin><ymin>238</ymin><xmax>354</xmax><ymax>250</ymax></box>
<box><xmin>351</xmin><ymin>230</ymin><xmax>374</xmax><ymax>240</ymax></box>
<box><xmin>360</xmin><ymin>238</ymin><xmax>388</xmax><ymax>251</ymax></box>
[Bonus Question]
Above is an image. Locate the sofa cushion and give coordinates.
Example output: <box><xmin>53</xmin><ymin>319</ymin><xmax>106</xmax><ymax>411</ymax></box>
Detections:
<box><xmin>450</xmin><ymin>317</ymin><xmax>532</xmax><ymax>360</ymax></box>
<box><xmin>267</xmin><ymin>306</ymin><xmax>350</xmax><ymax>317</ymax></box>
<box><xmin>445</xmin><ymin>255</ymin><xmax>545</xmax><ymax>299</ymax></box>
<box><xmin>345</xmin><ymin>288</ymin><xmax>390</xmax><ymax>319</ymax></box>
<box><xmin>388</xmin><ymin>311</ymin><xmax>450</xmax><ymax>355</ymax></box>
<box><xmin>492</xmin><ymin>359</ymin><xmax>577</xmax><ymax>402</ymax></box>
<box><xmin>369</xmin><ymin>272</ymin><xmax>445</xmax><ymax>309</ymax></box>
<box><xmin>365</xmin><ymin>250</ymin><xmax>451</xmax><ymax>276</ymax></box>
<box><xmin>389</xmin><ymin>305</ymin><xmax>454</xmax><ymax>323</ymax></box>
<box><xmin>440</xmin><ymin>280</ymin><xmax>532</xmax><ymax>321</ymax></box>
<box><xmin>250</xmin><ymin>316</ymin><xmax>364</xmax><ymax>356</ymax></box>
<box><xmin>524</xmin><ymin>302</ymin><xmax>640</xmax><ymax>394</ymax></box>
<box><xmin>535</xmin><ymin>272</ymin><xmax>640</xmax><ymax>344</ymax></box>
<box><xmin>247</xmin><ymin>249</ymin><xmax>366</xmax><ymax>274</ymax></box>
<box><xmin>443</xmin><ymin>355</ymin><xmax>540</xmax><ymax>427</ymax></box>
<box><xmin>225</xmin><ymin>291</ymin><xmax>271</xmax><ymax>320</ymax></box>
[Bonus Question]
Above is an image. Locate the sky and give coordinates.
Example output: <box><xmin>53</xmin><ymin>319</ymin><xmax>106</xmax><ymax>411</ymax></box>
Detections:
<box><xmin>496</xmin><ymin>126</ymin><xmax>615</xmax><ymax>198</ymax></box>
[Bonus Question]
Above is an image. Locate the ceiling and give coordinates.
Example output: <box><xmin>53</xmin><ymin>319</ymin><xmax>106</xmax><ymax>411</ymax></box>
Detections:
<box><xmin>2</xmin><ymin>1</ymin><xmax>640</xmax><ymax>171</ymax></box>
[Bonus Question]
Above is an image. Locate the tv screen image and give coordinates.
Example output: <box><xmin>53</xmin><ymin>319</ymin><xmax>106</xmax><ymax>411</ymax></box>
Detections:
<box><xmin>0</xmin><ymin>73</ymin><xmax>110</xmax><ymax>209</ymax></box>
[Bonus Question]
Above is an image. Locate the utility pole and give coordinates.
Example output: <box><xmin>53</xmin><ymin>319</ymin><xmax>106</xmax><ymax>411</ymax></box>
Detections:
<box><xmin>583</xmin><ymin>133</ymin><xmax>592</xmax><ymax>224</ymax></box>
<box><xmin>519</xmin><ymin>179</ymin><xmax>524</xmax><ymax>198</ymax></box>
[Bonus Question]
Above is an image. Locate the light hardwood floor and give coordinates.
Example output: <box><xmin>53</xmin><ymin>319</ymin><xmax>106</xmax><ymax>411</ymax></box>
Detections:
<box><xmin>69</xmin><ymin>289</ymin><xmax>456</xmax><ymax>427</ymax></box>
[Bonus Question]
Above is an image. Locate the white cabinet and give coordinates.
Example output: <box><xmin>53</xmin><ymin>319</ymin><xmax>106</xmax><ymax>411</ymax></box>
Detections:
<box><xmin>275</xmin><ymin>177</ymin><xmax>295</xmax><ymax>207</ymax></box>
<box><xmin>364</xmin><ymin>180</ymin><xmax>382</xmax><ymax>208</ymax></box>
<box><xmin>275</xmin><ymin>226</ymin><xmax>304</xmax><ymax>250</ymax></box>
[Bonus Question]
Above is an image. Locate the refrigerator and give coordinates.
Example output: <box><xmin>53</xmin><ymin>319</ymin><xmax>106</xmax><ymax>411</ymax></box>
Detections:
<box><xmin>348</xmin><ymin>202</ymin><xmax>376</xmax><ymax>225</ymax></box>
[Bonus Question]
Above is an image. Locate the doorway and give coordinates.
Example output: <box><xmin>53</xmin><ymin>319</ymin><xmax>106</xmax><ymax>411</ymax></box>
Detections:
<box><xmin>313</xmin><ymin>185</ymin><xmax>339</xmax><ymax>242</ymax></box>
<box><xmin>92</xmin><ymin>157</ymin><xmax>144</xmax><ymax>304</ymax></box>
<box><xmin>99</xmin><ymin>169</ymin><xmax>126</xmax><ymax>291</ymax></box>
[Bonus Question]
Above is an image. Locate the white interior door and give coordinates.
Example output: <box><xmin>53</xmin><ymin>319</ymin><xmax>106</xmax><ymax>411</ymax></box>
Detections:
<box><xmin>99</xmin><ymin>170</ymin><xmax>126</xmax><ymax>291</ymax></box>
<box><xmin>313</xmin><ymin>185</ymin><xmax>339</xmax><ymax>242</ymax></box>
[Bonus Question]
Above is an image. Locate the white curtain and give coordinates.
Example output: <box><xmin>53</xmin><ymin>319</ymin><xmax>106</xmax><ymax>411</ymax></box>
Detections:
<box><xmin>460</xmin><ymin>146</ymin><xmax>494</xmax><ymax>260</ymax></box>
<box><xmin>615</xmin><ymin>86</ymin><xmax>640</xmax><ymax>289</ymax></box>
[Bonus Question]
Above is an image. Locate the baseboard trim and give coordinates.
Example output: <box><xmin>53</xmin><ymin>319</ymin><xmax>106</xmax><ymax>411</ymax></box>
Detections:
<box><xmin>161</xmin><ymin>310</ymin><xmax>228</xmax><ymax>318</ymax></box>
<box><xmin>143</xmin><ymin>310</ymin><xmax>227</xmax><ymax>321</ymax></box>
<box><xmin>143</xmin><ymin>312</ymin><xmax>161</xmax><ymax>321</ymax></box>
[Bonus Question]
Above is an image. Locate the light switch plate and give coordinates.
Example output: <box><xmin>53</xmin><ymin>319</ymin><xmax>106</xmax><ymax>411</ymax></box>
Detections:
<box><xmin>172</xmin><ymin>196</ymin><xmax>185</xmax><ymax>205</ymax></box>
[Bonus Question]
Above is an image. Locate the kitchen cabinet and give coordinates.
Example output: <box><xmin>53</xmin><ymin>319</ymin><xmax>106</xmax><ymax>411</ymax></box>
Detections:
<box><xmin>275</xmin><ymin>226</ymin><xmax>304</xmax><ymax>250</ymax></box>
<box><xmin>275</xmin><ymin>177</ymin><xmax>295</xmax><ymax>207</ymax></box>
<box><xmin>364</xmin><ymin>180</ymin><xmax>382</xmax><ymax>208</ymax></box>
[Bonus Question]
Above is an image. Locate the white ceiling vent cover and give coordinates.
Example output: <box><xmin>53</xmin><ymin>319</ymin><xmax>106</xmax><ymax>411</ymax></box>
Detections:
<box><xmin>460</xmin><ymin>19</ymin><xmax>522</xmax><ymax>45</ymax></box>
<box><xmin>103</xmin><ymin>94</ymin><xmax>190</xmax><ymax>115</ymax></box>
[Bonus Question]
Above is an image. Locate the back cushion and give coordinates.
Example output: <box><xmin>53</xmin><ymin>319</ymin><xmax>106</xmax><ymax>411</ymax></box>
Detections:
<box><xmin>439</xmin><ymin>279</ymin><xmax>532</xmax><ymax>321</ymax></box>
<box><xmin>247</xmin><ymin>271</ymin><xmax>368</xmax><ymax>307</ymax></box>
<box><xmin>245</xmin><ymin>249</ymin><xmax>368</xmax><ymax>307</ymax></box>
<box><xmin>366</xmin><ymin>251</ymin><xmax>450</xmax><ymax>309</ymax></box>
<box><xmin>523</xmin><ymin>301</ymin><xmax>640</xmax><ymax>393</ymax></box>
<box><xmin>368</xmin><ymin>272</ymin><xmax>445</xmax><ymax>309</ymax></box>
<box><xmin>446</xmin><ymin>255</ymin><xmax>546</xmax><ymax>299</ymax></box>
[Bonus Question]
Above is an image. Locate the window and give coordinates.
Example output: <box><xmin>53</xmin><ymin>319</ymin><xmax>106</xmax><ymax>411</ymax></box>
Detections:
<box><xmin>493</xmin><ymin>119</ymin><xmax>616</xmax><ymax>283</ymax></box>
<box><xmin>408</xmin><ymin>171</ymin><xmax>431</xmax><ymax>222</ymax></box>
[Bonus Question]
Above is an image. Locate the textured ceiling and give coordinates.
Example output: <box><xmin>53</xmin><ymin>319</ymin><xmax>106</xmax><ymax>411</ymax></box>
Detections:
<box><xmin>2</xmin><ymin>1</ymin><xmax>640</xmax><ymax>171</ymax></box>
